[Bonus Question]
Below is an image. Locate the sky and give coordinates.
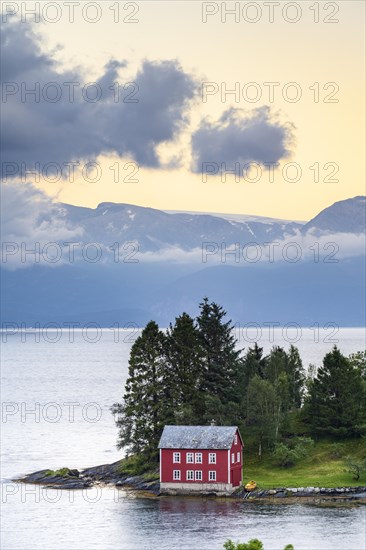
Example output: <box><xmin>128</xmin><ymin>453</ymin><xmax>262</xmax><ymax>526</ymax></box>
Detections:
<box><xmin>1</xmin><ymin>1</ymin><xmax>365</xmax><ymax>220</ymax></box>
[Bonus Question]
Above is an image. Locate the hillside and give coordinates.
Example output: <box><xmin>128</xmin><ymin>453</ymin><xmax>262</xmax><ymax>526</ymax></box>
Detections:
<box><xmin>244</xmin><ymin>439</ymin><xmax>366</xmax><ymax>489</ymax></box>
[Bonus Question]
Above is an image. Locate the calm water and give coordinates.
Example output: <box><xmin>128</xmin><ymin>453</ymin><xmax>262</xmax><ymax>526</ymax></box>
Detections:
<box><xmin>1</xmin><ymin>328</ymin><xmax>365</xmax><ymax>550</ymax></box>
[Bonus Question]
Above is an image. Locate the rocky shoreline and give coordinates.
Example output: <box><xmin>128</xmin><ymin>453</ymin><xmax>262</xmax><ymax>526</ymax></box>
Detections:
<box><xmin>16</xmin><ymin>460</ymin><xmax>161</xmax><ymax>494</ymax></box>
<box><xmin>16</xmin><ymin>460</ymin><xmax>366</xmax><ymax>503</ymax></box>
<box><xmin>235</xmin><ymin>485</ymin><xmax>366</xmax><ymax>503</ymax></box>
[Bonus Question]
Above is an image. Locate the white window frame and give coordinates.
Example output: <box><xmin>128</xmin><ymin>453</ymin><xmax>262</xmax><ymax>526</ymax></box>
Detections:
<box><xmin>237</xmin><ymin>451</ymin><xmax>240</xmax><ymax>463</ymax></box>
<box><xmin>232</xmin><ymin>453</ymin><xmax>235</xmax><ymax>464</ymax></box>
<box><xmin>209</xmin><ymin>452</ymin><xmax>216</xmax><ymax>464</ymax></box>
<box><xmin>186</xmin><ymin>470</ymin><xmax>194</xmax><ymax>481</ymax></box>
<box><xmin>209</xmin><ymin>470</ymin><xmax>216</xmax><ymax>481</ymax></box>
<box><xmin>234</xmin><ymin>434</ymin><xmax>238</xmax><ymax>445</ymax></box>
<box><xmin>195</xmin><ymin>470</ymin><xmax>202</xmax><ymax>481</ymax></box>
<box><xmin>186</xmin><ymin>452</ymin><xmax>194</xmax><ymax>464</ymax></box>
<box><xmin>173</xmin><ymin>452</ymin><xmax>181</xmax><ymax>464</ymax></box>
<box><xmin>173</xmin><ymin>470</ymin><xmax>181</xmax><ymax>480</ymax></box>
<box><xmin>195</xmin><ymin>452</ymin><xmax>202</xmax><ymax>464</ymax></box>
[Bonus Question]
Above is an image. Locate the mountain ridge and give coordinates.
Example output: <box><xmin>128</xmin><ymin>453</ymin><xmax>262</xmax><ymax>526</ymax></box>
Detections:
<box><xmin>1</xmin><ymin>195</ymin><xmax>365</xmax><ymax>326</ymax></box>
<box><xmin>53</xmin><ymin>196</ymin><xmax>365</xmax><ymax>255</ymax></box>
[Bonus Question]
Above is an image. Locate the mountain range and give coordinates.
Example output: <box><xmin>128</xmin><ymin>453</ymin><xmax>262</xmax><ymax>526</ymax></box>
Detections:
<box><xmin>53</xmin><ymin>196</ymin><xmax>365</xmax><ymax>253</ymax></box>
<box><xmin>1</xmin><ymin>196</ymin><xmax>365</xmax><ymax>327</ymax></box>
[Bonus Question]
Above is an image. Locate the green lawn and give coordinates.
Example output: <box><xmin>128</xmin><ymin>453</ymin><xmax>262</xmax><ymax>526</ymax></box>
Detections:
<box><xmin>243</xmin><ymin>439</ymin><xmax>366</xmax><ymax>489</ymax></box>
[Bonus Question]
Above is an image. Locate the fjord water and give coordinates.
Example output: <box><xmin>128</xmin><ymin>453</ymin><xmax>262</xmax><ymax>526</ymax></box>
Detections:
<box><xmin>1</xmin><ymin>328</ymin><xmax>365</xmax><ymax>550</ymax></box>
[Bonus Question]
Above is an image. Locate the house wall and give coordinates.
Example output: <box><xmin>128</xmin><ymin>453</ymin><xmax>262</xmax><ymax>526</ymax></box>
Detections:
<box><xmin>229</xmin><ymin>429</ymin><xmax>243</xmax><ymax>487</ymax></box>
<box><xmin>160</xmin><ymin>448</ymin><xmax>229</xmax><ymax>483</ymax></box>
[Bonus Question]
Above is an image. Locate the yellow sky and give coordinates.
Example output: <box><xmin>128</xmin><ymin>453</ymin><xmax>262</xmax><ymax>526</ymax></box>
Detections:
<box><xmin>16</xmin><ymin>1</ymin><xmax>366</xmax><ymax>220</ymax></box>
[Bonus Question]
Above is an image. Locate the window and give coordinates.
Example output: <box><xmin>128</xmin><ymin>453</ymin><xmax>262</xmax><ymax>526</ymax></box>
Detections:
<box><xmin>237</xmin><ymin>451</ymin><xmax>240</xmax><ymax>463</ymax></box>
<box><xmin>234</xmin><ymin>434</ymin><xmax>238</xmax><ymax>445</ymax></box>
<box><xmin>186</xmin><ymin>452</ymin><xmax>194</xmax><ymax>463</ymax></box>
<box><xmin>173</xmin><ymin>452</ymin><xmax>181</xmax><ymax>463</ymax></box>
<box><xmin>173</xmin><ymin>470</ymin><xmax>180</xmax><ymax>480</ymax></box>
<box><xmin>195</xmin><ymin>471</ymin><xmax>202</xmax><ymax>481</ymax></box>
<box><xmin>209</xmin><ymin>452</ymin><xmax>216</xmax><ymax>464</ymax></box>
<box><xmin>232</xmin><ymin>453</ymin><xmax>235</xmax><ymax>464</ymax></box>
<box><xmin>209</xmin><ymin>471</ymin><xmax>216</xmax><ymax>481</ymax></box>
<box><xmin>186</xmin><ymin>470</ymin><xmax>194</xmax><ymax>480</ymax></box>
<box><xmin>195</xmin><ymin>453</ymin><xmax>202</xmax><ymax>464</ymax></box>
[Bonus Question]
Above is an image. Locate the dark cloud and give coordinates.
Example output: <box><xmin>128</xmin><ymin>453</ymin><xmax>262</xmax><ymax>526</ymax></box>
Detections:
<box><xmin>1</xmin><ymin>20</ymin><xmax>197</xmax><ymax>175</ymax></box>
<box><xmin>191</xmin><ymin>106</ymin><xmax>294</xmax><ymax>172</ymax></box>
<box><xmin>104</xmin><ymin>59</ymin><xmax>198</xmax><ymax>166</ymax></box>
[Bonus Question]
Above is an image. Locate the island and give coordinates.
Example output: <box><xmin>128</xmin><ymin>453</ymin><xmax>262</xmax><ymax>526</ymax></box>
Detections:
<box><xmin>15</xmin><ymin>300</ymin><xmax>366</xmax><ymax>505</ymax></box>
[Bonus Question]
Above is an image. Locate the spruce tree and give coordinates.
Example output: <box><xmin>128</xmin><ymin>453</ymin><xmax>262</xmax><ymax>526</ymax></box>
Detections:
<box><xmin>196</xmin><ymin>298</ymin><xmax>242</xmax><ymax>408</ymax></box>
<box><xmin>286</xmin><ymin>345</ymin><xmax>305</xmax><ymax>408</ymax></box>
<box><xmin>111</xmin><ymin>321</ymin><xmax>168</xmax><ymax>458</ymax></box>
<box><xmin>304</xmin><ymin>346</ymin><xmax>365</xmax><ymax>437</ymax></box>
<box><xmin>239</xmin><ymin>343</ymin><xmax>267</xmax><ymax>418</ymax></box>
<box><xmin>264</xmin><ymin>346</ymin><xmax>288</xmax><ymax>384</ymax></box>
<box><xmin>243</xmin><ymin>343</ymin><xmax>267</xmax><ymax>381</ymax></box>
<box><xmin>165</xmin><ymin>312</ymin><xmax>204</xmax><ymax>423</ymax></box>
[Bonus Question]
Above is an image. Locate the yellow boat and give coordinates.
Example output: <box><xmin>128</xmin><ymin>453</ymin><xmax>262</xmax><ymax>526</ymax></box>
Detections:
<box><xmin>244</xmin><ymin>480</ymin><xmax>257</xmax><ymax>491</ymax></box>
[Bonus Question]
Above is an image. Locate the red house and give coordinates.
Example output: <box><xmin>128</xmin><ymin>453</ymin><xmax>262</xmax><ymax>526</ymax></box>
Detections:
<box><xmin>158</xmin><ymin>425</ymin><xmax>243</xmax><ymax>495</ymax></box>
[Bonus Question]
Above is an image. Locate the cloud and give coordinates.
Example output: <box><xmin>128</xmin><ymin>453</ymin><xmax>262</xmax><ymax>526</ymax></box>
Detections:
<box><xmin>1</xmin><ymin>182</ymin><xmax>83</xmax><ymax>269</ymax></box>
<box><xmin>1</xmin><ymin>20</ymin><xmax>198</xmax><ymax>176</ymax></box>
<box><xmin>191</xmin><ymin>106</ymin><xmax>294</xmax><ymax>172</ymax></box>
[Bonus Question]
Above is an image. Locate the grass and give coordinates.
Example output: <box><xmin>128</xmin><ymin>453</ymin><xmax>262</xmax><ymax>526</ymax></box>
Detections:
<box><xmin>117</xmin><ymin>454</ymin><xmax>158</xmax><ymax>478</ymax></box>
<box><xmin>45</xmin><ymin>467</ymin><xmax>73</xmax><ymax>477</ymax></box>
<box><xmin>142</xmin><ymin>471</ymin><xmax>160</xmax><ymax>482</ymax></box>
<box><xmin>243</xmin><ymin>438</ymin><xmax>366</xmax><ymax>489</ymax></box>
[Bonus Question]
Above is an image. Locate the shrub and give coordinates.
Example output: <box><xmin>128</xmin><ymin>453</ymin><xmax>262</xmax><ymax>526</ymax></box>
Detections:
<box><xmin>223</xmin><ymin>540</ymin><xmax>263</xmax><ymax>550</ymax></box>
<box><xmin>344</xmin><ymin>457</ymin><xmax>366</xmax><ymax>481</ymax></box>
<box><xmin>273</xmin><ymin>437</ymin><xmax>314</xmax><ymax>467</ymax></box>
<box><xmin>117</xmin><ymin>454</ymin><xmax>153</xmax><ymax>476</ymax></box>
<box><xmin>223</xmin><ymin>540</ymin><xmax>293</xmax><ymax>550</ymax></box>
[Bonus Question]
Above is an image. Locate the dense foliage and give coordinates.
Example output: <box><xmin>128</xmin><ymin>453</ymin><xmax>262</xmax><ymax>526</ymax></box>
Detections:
<box><xmin>302</xmin><ymin>347</ymin><xmax>365</xmax><ymax>437</ymax></box>
<box><xmin>112</xmin><ymin>298</ymin><xmax>366</xmax><ymax>461</ymax></box>
<box><xmin>223</xmin><ymin>541</ymin><xmax>294</xmax><ymax>550</ymax></box>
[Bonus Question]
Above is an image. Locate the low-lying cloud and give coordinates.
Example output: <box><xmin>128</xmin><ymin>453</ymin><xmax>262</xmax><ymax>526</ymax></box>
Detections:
<box><xmin>1</xmin><ymin>182</ymin><xmax>83</xmax><ymax>269</ymax></box>
<box><xmin>2</xmin><ymin>184</ymin><xmax>364</xmax><ymax>271</ymax></box>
